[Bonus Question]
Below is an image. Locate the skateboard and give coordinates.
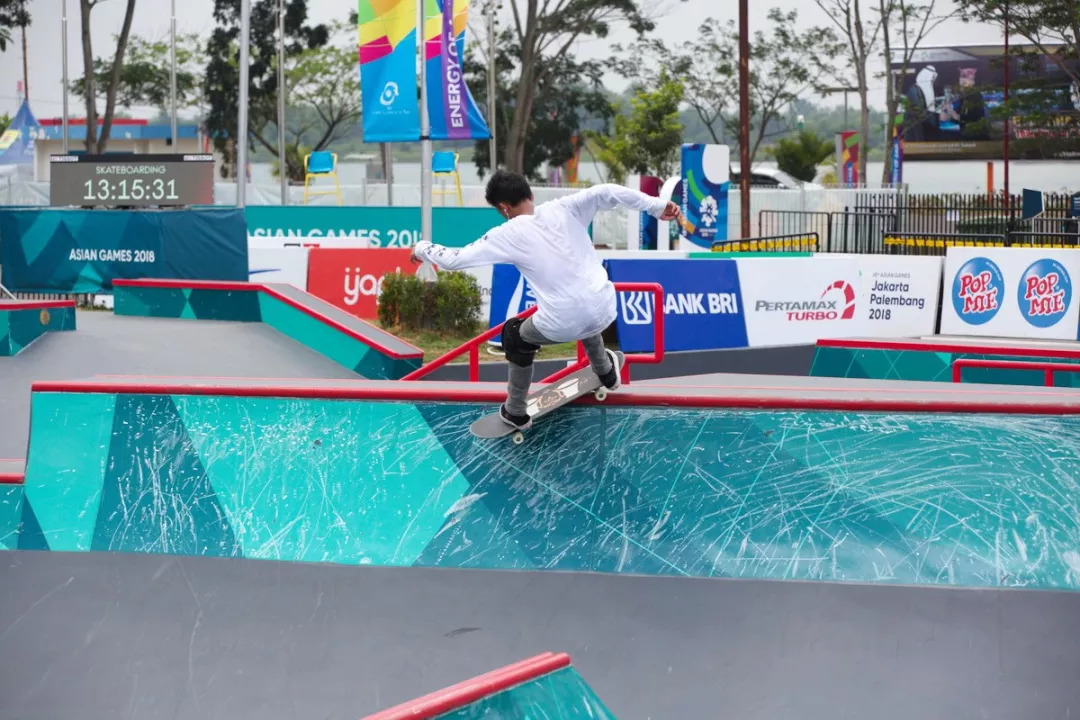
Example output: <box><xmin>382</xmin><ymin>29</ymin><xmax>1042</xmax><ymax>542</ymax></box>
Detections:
<box><xmin>470</xmin><ymin>352</ymin><xmax>624</xmax><ymax>445</ymax></box>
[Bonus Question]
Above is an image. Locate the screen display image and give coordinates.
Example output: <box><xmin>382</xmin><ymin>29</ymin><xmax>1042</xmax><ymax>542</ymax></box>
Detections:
<box><xmin>891</xmin><ymin>45</ymin><xmax>1080</xmax><ymax>160</ymax></box>
<box><xmin>49</xmin><ymin>154</ymin><xmax>215</xmax><ymax>207</ymax></box>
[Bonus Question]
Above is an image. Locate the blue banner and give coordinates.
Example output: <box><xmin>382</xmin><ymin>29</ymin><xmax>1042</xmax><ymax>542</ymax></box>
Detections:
<box><xmin>606</xmin><ymin>259</ymin><xmax>748</xmax><ymax>352</ymax></box>
<box><xmin>426</xmin><ymin>0</ymin><xmax>491</xmax><ymax>140</ymax></box>
<box><xmin>0</xmin><ymin>100</ymin><xmax>39</xmax><ymax>167</ymax></box>
<box><xmin>358</xmin><ymin>0</ymin><xmax>421</xmax><ymax>142</ymax></box>
<box><xmin>0</xmin><ymin>208</ymin><xmax>247</xmax><ymax>293</ymax></box>
<box><xmin>487</xmin><ymin>263</ymin><xmax>536</xmax><ymax>344</ymax></box>
<box><xmin>680</xmin><ymin>144</ymin><xmax>729</xmax><ymax>249</ymax></box>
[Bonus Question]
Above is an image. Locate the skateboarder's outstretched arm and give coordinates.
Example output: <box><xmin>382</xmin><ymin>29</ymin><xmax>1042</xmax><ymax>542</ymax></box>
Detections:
<box><xmin>411</xmin><ymin>224</ymin><xmax>516</xmax><ymax>271</ymax></box>
<box><xmin>558</xmin><ymin>184</ymin><xmax>681</xmax><ymax>229</ymax></box>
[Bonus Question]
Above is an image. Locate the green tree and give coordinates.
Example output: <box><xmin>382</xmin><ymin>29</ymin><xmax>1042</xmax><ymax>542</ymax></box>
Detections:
<box><xmin>1</xmin><ymin>0</ymin><xmax>31</xmax><ymax>103</ymax></box>
<box><xmin>466</xmin><ymin>42</ymin><xmax>612</xmax><ymax>180</ymax></box>
<box><xmin>956</xmin><ymin>0</ymin><xmax>1079</xmax><ymax>84</ymax></box>
<box><xmin>880</xmin><ymin>1</ymin><xmax>956</xmax><ymax>184</ymax></box>
<box><xmin>266</xmin><ymin>23</ymin><xmax>361</xmax><ymax>181</ymax></box>
<box><xmin>614</xmin><ymin>8</ymin><xmax>841</xmax><ymax>164</ymax></box>
<box><xmin>78</xmin><ymin>0</ymin><xmax>138</xmax><ymax>153</ymax></box>
<box><xmin>772</xmin><ymin>131</ymin><xmax>834</xmax><ymax>182</ymax></box>
<box><xmin>591</xmin><ymin>71</ymin><xmax>684</xmax><ymax>181</ymax></box>
<box><xmin>0</xmin><ymin>113</ymin><xmax>10</xmax><ymax>135</ymax></box>
<box><xmin>204</xmin><ymin>0</ymin><xmax>329</xmax><ymax>179</ymax></box>
<box><xmin>495</xmin><ymin>0</ymin><xmax>662</xmax><ymax>175</ymax></box>
<box><xmin>72</xmin><ymin>33</ymin><xmax>204</xmax><ymax>115</ymax></box>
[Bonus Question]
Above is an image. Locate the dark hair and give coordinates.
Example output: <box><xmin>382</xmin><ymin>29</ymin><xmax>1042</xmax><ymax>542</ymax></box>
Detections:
<box><xmin>485</xmin><ymin>170</ymin><xmax>533</xmax><ymax>208</ymax></box>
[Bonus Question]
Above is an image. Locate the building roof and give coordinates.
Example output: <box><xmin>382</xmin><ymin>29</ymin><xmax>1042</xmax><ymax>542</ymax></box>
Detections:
<box><xmin>37</xmin><ymin>118</ymin><xmax>200</xmax><ymax>142</ymax></box>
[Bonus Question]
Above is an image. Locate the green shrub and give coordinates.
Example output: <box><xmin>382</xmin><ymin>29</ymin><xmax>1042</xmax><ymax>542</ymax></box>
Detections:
<box><xmin>377</xmin><ymin>270</ymin><xmax>482</xmax><ymax>334</ymax></box>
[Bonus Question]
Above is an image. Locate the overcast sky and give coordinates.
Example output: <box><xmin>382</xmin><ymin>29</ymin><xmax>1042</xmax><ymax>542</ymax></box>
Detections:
<box><xmin>0</xmin><ymin>0</ymin><xmax>1005</xmax><ymax>120</ymax></box>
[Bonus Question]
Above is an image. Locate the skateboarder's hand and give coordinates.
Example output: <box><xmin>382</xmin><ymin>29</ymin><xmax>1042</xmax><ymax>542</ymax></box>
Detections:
<box><xmin>660</xmin><ymin>202</ymin><xmax>681</xmax><ymax>221</ymax></box>
<box><xmin>409</xmin><ymin>248</ymin><xmax>422</xmax><ymax>264</ymax></box>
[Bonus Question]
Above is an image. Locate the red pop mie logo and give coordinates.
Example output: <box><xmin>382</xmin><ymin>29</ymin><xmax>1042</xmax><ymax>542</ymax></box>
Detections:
<box><xmin>1023</xmin><ymin>272</ymin><xmax>1066</xmax><ymax>317</ymax></box>
<box><xmin>957</xmin><ymin>271</ymin><xmax>999</xmax><ymax>314</ymax></box>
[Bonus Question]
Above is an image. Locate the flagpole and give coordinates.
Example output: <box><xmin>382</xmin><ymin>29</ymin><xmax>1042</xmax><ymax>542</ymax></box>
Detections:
<box><xmin>61</xmin><ymin>0</ymin><xmax>69</xmax><ymax>153</ymax></box>
<box><xmin>169</xmin><ymin>0</ymin><xmax>178</xmax><ymax>147</ymax></box>
<box><xmin>418</xmin><ymin>0</ymin><xmax>432</xmax><ymax>245</ymax></box>
<box><xmin>486</xmin><ymin>2</ymin><xmax>496</xmax><ymax>170</ymax></box>
<box><xmin>277</xmin><ymin>0</ymin><xmax>288</xmax><ymax>205</ymax></box>
<box><xmin>237</xmin><ymin>0</ymin><xmax>251</xmax><ymax>207</ymax></box>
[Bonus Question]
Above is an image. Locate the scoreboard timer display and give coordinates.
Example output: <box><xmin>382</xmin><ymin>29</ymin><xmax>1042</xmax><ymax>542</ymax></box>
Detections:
<box><xmin>49</xmin><ymin>153</ymin><xmax>214</xmax><ymax>207</ymax></box>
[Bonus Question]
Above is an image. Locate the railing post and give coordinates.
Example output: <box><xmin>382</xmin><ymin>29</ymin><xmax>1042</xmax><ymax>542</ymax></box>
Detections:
<box><xmin>1045</xmin><ymin>368</ymin><xmax>1054</xmax><ymax>387</ymax></box>
<box><xmin>469</xmin><ymin>345</ymin><xmax>479</xmax><ymax>383</ymax></box>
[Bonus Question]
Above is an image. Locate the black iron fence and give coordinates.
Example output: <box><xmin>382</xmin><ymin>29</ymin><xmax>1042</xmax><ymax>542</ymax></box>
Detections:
<box><xmin>761</xmin><ymin>192</ymin><xmax>1078</xmax><ymax>256</ymax></box>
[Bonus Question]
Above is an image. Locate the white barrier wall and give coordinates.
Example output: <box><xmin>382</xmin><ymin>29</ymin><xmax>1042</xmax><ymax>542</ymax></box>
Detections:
<box><xmin>737</xmin><ymin>256</ymin><xmax>943</xmax><ymax>346</ymax></box>
<box><xmin>247</xmin><ymin>247</ymin><xmax>311</xmax><ymax>289</ymax></box>
<box><xmin>941</xmin><ymin>247</ymin><xmax>1080</xmax><ymax>341</ymax></box>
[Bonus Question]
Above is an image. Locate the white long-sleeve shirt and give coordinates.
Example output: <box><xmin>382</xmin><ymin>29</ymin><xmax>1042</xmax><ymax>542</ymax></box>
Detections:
<box><xmin>413</xmin><ymin>184</ymin><xmax>668</xmax><ymax>342</ymax></box>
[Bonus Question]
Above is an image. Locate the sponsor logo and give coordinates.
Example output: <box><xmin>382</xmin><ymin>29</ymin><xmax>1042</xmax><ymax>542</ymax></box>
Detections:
<box><xmin>343</xmin><ymin>266</ymin><xmax>400</xmax><ymax>306</ymax></box>
<box><xmin>620</xmin><ymin>290</ymin><xmax>739</xmax><ymax>325</ymax></box>
<box><xmin>306</xmin><ymin>248</ymin><xmax>414</xmax><ymax>320</ymax></box>
<box><xmin>380</xmin><ymin>81</ymin><xmax>400</xmax><ymax>107</ymax></box>
<box><xmin>699</xmin><ymin>196</ymin><xmax>719</xmax><ymax>228</ymax></box>
<box><xmin>754</xmin><ymin>280</ymin><xmax>855</xmax><ymax>322</ymax></box>
<box><xmin>952</xmin><ymin>257</ymin><xmax>1003</xmax><ymax>325</ymax></box>
<box><xmin>1017</xmin><ymin>258</ymin><xmax>1072</xmax><ymax>328</ymax></box>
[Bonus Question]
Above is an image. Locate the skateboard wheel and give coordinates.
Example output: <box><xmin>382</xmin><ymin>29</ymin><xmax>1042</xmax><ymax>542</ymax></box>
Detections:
<box><xmin>511</xmin><ymin>431</ymin><xmax>525</xmax><ymax>445</ymax></box>
<box><xmin>594</xmin><ymin>388</ymin><xmax>608</xmax><ymax>402</ymax></box>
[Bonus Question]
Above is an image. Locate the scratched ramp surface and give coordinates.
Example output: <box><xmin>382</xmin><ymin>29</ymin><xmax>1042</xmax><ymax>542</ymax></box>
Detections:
<box><xmin>2</xmin><ymin>552</ymin><xmax>1079</xmax><ymax>720</ymax></box>
<box><xmin>18</xmin><ymin>391</ymin><xmax>1080</xmax><ymax>589</ymax></box>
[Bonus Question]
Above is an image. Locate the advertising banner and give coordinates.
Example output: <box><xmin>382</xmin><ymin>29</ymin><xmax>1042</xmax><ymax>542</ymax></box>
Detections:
<box><xmin>486</xmin><ymin>264</ymin><xmax>536</xmax><ymax>345</ymax></box>
<box><xmin>737</xmin><ymin>255</ymin><xmax>941</xmax><ymax>346</ymax></box>
<box><xmin>0</xmin><ymin>208</ymin><xmax>247</xmax><ymax>293</ymax></box>
<box><xmin>890</xmin><ymin>44</ymin><xmax>1080</xmax><ymax>160</ymax></box>
<box><xmin>857</xmin><ymin>255</ymin><xmax>942</xmax><ymax>338</ymax></box>
<box><xmin>941</xmin><ymin>247</ymin><xmax>1080</xmax><ymax>340</ymax></box>
<box><xmin>244</xmin><ymin>206</ymin><xmax>499</xmax><ymax>248</ymax></box>
<box><xmin>679</xmin><ymin>144</ymin><xmax>729</xmax><ymax>250</ymax></box>
<box><xmin>306</xmin><ymin>248</ymin><xmax>415</xmax><ymax>320</ymax></box>
<box><xmin>425</xmin><ymin>0</ymin><xmax>491</xmax><ymax>140</ymax></box>
<box><xmin>358</xmin><ymin>0</ymin><xmax>421</xmax><ymax>142</ymax></box>
<box><xmin>248</xmin><ymin>247</ymin><xmax>310</xmax><ymax>289</ymax></box>
<box><xmin>606</xmin><ymin>259</ymin><xmax>747</xmax><ymax>352</ymax></box>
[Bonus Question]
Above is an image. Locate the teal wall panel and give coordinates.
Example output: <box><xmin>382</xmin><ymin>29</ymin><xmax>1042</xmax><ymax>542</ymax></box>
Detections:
<box><xmin>17</xmin><ymin>391</ymin><xmax>1080</xmax><ymax>590</ymax></box>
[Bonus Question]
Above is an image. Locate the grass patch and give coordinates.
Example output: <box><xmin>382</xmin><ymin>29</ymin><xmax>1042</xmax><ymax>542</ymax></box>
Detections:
<box><xmin>382</xmin><ymin>324</ymin><xmax>583</xmax><ymax>364</ymax></box>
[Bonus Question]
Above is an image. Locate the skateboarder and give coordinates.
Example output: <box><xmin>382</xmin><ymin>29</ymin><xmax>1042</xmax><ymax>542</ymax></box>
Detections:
<box><xmin>411</xmin><ymin>170</ymin><xmax>681</xmax><ymax>430</ymax></box>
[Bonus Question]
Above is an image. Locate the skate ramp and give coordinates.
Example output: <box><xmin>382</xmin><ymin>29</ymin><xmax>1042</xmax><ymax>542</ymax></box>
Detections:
<box><xmin>3</xmin><ymin>551</ymin><xmax>1079</xmax><ymax>720</ymax></box>
<box><xmin>10</xmin><ymin>378</ymin><xmax>1080</xmax><ymax>589</ymax></box>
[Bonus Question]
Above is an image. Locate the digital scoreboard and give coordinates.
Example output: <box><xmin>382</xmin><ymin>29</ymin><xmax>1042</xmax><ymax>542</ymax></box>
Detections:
<box><xmin>49</xmin><ymin>153</ymin><xmax>215</xmax><ymax>207</ymax></box>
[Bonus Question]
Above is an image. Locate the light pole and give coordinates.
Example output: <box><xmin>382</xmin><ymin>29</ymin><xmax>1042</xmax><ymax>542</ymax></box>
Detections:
<box><xmin>277</xmin><ymin>0</ymin><xmax>288</xmax><ymax>205</ymax></box>
<box><xmin>169</xmin><ymin>0</ymin><xmax>178</xmax><ymax>147</ymax></box>
<box><xmin>824</xmin><ymin>86</ymin><xmax>859</xmax><ymax>128</ymax></box>
<box><xmin>738</xmin><ymin>0</ymin><xmax>750</xmax><ymax>239</ymax></box>
<box><xmin>237</xmin><ymin>0</ymin><xmax>251</xmax><ymax>207</ymax></box>
<box><xmin>61</xmin><ymin>0</ymin><xmax>69</xmax><ymax>153</ymax></box>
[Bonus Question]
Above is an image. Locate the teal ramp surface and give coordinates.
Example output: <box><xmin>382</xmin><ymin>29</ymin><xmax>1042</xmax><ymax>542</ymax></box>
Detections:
<box><xmin>17</xmin><ymin>391</ymin><xmax>1080</xmax><ymax>590</ymax></box>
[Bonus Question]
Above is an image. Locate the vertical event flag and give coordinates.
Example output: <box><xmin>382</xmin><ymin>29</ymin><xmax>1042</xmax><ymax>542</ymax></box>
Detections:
<box><xmin>358</xmin><ymin>0</ymin><xmax>421</xmax><ymax>142</ymax></box>
<box><xmin>425</xmin><ymin>0</ymin><xmax>491</xmax><ymax>140</ymax></box>
<box><xmin>839</xmin><ymin>131</ymin><xmax>860</xmax><ymax>185</ymax></box>
<box><xmin>679</xmin><ymin>143</ymin><xmax>730</xmax><ymax>249</ymax></box>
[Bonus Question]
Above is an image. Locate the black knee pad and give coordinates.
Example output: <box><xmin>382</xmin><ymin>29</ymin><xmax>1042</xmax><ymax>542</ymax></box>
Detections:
<box><xmin>503</xmin><ymin>317</ymin><xmax>540</xmax><ymax>367</ymax></box>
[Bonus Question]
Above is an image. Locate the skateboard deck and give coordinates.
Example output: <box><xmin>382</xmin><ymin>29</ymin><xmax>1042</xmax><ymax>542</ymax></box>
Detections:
<box><xmin>470</xmin><ymin>352</ymin><xmax>624</xmax><ymax>443</ymax></box>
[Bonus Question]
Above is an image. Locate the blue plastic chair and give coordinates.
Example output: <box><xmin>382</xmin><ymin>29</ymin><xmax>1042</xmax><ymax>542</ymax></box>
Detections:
<box><xmin>303</xmin><ymin>151</ymin><xmax>342</xmax><ymax>205</ymax></box>
<box><xmin>432</xmin><ymin>151</ymin><xmax>463</xmax><ymax>205</ymax></box>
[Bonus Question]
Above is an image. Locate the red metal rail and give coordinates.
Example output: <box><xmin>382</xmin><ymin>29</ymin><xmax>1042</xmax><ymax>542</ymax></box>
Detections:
<box><xmin>951</xmin><ymin>358</ymin><xmax>1080</xmax><ymax>386</ymax></box>
<box><xmin>402</xmin><ymin>282</ymin><xmax>665</xmax><ymax>384</ymax></box>
<box><xmin>361</xmin><ymin>653</ymin><xmax>571</xmax><ymax>720</ymax></box>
